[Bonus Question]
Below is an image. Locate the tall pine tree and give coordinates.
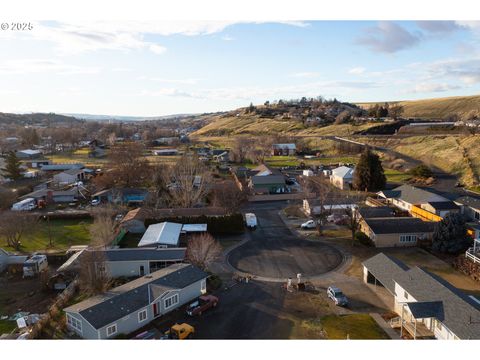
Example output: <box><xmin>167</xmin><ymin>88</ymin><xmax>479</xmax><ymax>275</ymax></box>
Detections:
<box><xmin>1</xmin><ymin>151</ymin><xmax>23</xmax><ymax>181</ymax></box>
<box><xmin>353</xmin><ymin>147</ymin><xmax>386</xmax><ymax>192</ymax></box>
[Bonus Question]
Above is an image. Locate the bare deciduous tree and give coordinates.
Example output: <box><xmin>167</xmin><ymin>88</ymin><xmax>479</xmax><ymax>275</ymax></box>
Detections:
<box><xmin>89</xmin><ymin>206</ymin><xmax>118</xmax><ymax>247</ymax></box>
<box><xmin>302</xmin><ymin>174</ymin><xmax>332</xmax><ymax>236</ymax></box>
<box><xmin>185</xmin><ymin>233</ymin><xmax>222</xmax><ymax>271</ymax></box>
<box><xmin>168</xmin><ymin>154</ymin><xmax>211</xmax><ymax>208</ymax></box>
<box><xmin>0</xmin><ymin>211</ymin><xmax>37</xmax><ymax>250</ymax></box>
<box><xmin>344</xmin><ymin>207</ymin><xmax>361</xmax><ymax>246</ymax></box>
<box><xmin>230</xmin><ymin>137</ymin><xmax>254</xmax><ymax>163</ymax></box>
<box><xmin>78</xmin><ymin>249</ymin><xmax>111</xmax><ymax>295</ymax></box>
<box><xmin>211</xmin><ymin>180</ymin><xmax>249</xmax><ymax>214</ymax></box>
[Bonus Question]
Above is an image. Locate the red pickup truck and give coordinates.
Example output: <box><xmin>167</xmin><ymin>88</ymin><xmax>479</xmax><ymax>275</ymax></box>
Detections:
<box><xmin>186</xmin><ymin>295</ymin><xmax>219</xmax><ymax>316</ymax></box>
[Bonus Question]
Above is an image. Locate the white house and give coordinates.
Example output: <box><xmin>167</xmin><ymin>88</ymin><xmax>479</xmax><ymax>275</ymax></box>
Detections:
<box><xmin>64</xmin><ymin>264</ymin><xmax>207</xmax><ymax>339</ymax></box>
<box><xmin>330</xmin><ymin>166</ymin><xmax>354</xmax><ymax>190</ymax></box>
<box><xmin>363</xmin><ymin>253</ymin><xmax>480</xmax><ymax>339</ymax></box>
<box><xmin>53</xmin><ymin>168</ymin><xmax>86</xmax><ymax>185</ymax></box>
<box><xmin>377</xmin><ymin>184</ymin><xmax>448</xmax><ymax>212</ymax></box>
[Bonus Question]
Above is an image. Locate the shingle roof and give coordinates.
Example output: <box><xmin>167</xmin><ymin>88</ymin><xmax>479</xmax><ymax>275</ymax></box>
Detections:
<box><xmin>64</xmin><ymin>263</ymin><xmax>207</xmax><ymax>329</ymax></box>
<box><xmin>100</xmin><ymin>248</ymin><xmax>185</xmax><ymax>262</ymax></box>
<box><xmin>363</xmin><ymin>253</ymin><xmax>480</xmax><ymax>339</ymax></box>
<box><xmin>455</xmin><ymin>196</ymin><xmax>480</xmax><ymax>211</ymax></box>
<box><xmin>406</xmin><ymin>301</ymin><xmax>444</xmax><ymax>320</ymax></box>
<box><xmin>363</xmin><ymin>217</ymin><xmax>435</xmax><ymax>234</ymax></box>
<box><xmin>391</xmin><ymin>184</ymin><xmax>448</xmax><ymax>205</ymax></box>
<box><xmin>426</xmin><ymin>201</ymin><xmax>460</xmax><ymax>211</ymax></box>
<box><xmin>358</xmin><ymin>206</ymin><xmax>395</xmax><ymax>219</ymax></box>
<box><xmin>251</xmin><ymin>175</ymin><xmax>285</xmax><ymax>185</ymax></box>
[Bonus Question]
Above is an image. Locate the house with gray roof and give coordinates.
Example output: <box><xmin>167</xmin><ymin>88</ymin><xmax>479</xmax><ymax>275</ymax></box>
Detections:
<box><xmin>57</xmin><ymin>247</ymin><xmax>186</xmax><ymax>277</ymax></box>
<box><xmin>360</xmin><ymin>217</ymin><xmax>435</xmax><ymax>247</ymax></box>
<box><xmin>455</xmin><ymin>195</ymin><xmax>480</xmax><ymax>222</ymax></box>
<box><xmin>330</xmin><ymin>166</ymin><xmax>354</xmax><ymax>190</ymax></box>
<box><xmin>363</xmin><ymin>253</ymin><xmax>480</xmax><ymax>339</ymax></box>
<box><xmin>249</xmin><ymin>174</ymin><xmax>286</xmax><ymax>194</ymax></box>
<box><xmin>378</xmin><ymin>184</ymin><xmax>448</xmax><ymax>212</ymax></box>
<box><xmin>63</xmin><ymin>263</ymin><xmax>208</xmax><ymax>339</ymax></box>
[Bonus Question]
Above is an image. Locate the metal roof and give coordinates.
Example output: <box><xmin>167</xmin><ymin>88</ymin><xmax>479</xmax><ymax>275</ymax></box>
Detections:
<box><xmin>331</xmin><ymin>166</ymin><xmax>354</xmax><ymax>179</ymax></box>
<box><xmin>138</xmin><ymin>222</ymin><xmax>183</xmax><ymax>247</ymax></box>
<box><xmin>182</xmin><ymin>224</ymin><xmax>207</xmax><ymax>232</ymax></box>
<box><xmin>64</xmin><ymin>264</ymin><xmax>207</xmax><ymax>329</ymax></box>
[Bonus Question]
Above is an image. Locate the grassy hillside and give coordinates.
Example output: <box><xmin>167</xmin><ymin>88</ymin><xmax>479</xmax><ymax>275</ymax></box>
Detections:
<box><xmin>191</xmin><ymin>113</ymin><xmax>378</xmax><ymax>138</ymax></box>
<box><xmin>363</xmin><ymin>134</ymin><xmax>480</xmax><ymax>187</ymax></box>
<box><xmin>357</xmin><ymin>94</ymin><xmax>480</xmax><ymax>119</ymax></box>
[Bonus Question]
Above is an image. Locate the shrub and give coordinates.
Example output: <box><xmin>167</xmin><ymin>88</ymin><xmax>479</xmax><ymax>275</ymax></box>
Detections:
<box><xmin>409</xmin><ymin>164</ymin><xmax>433</xmax><ymax>179</ymax></box>
<box><xmin>207</xmin><ymin>273</ymin><xmax>223</xmax><ymax>291</ymax></box>
<box><xmin>355</xmin><ymin>231</ymin><xmax>373</xmax><ymax>247</ymax></box>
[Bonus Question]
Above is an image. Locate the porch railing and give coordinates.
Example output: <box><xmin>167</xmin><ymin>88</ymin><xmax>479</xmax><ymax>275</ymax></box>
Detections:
<box><xmin>466</xmin><ymin>247</ymin><xmax>480</xmax><ymax>264</ymax></box>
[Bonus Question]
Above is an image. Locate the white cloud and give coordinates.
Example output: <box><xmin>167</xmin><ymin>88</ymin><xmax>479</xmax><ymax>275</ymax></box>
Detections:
<box><xmin>149</xmin><ymin>44</ymin><xmax>167</xmax><ymax>54</ymax></box>
<box><xmin>348</xmin><ymin>67</ymin><xmax>366</xmax><ymax>75</ymax></box>
<box><xmin>416</xmin><ymin>21</ymin><xmax>461</xmax><ymax>34</ymax></box>
<box><xmin>141</xmin><ymin>77</ymin><xmax>201</xmax><ymax>85</ymax></box>
<box><xmin>0</xmin><ymin>59</ymin><xmax>100</xmax><ymax>75</ymax></box>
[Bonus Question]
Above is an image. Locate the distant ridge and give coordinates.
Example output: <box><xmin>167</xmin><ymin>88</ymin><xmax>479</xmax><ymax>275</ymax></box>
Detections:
<box><xmin>63</xmin><ymin>113</ymin><xmax>200</xmax><ymax>122</ymax></box>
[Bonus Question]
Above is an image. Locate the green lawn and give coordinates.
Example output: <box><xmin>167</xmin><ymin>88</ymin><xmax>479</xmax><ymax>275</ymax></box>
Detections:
<box><xmin>0</xmin><ymin>319</ymin><xmax>16</xmax><ymax>334</ymax></box>
<box><xmin>264</xmin><ymin>155</ymin><xmax>358</xmax><ymax>169</ymax></box>
<box><xmin>384</xmin><ymin>168</ymin><xmax>411</xmax><ymax>184</ymax></box>
<box><xmin>1</xmin><ymin>219</ymin><xmax>92</xmax><ymax>253</ymax></box>
<box><xmin>320</xmin><ymin>314</ymin><xmax>390</xmax><ymax>339</ymax></box>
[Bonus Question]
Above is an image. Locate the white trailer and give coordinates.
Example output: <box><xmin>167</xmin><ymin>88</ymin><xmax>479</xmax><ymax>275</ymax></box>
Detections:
<box><xmin>23</xmin><ymin>254</ymin><xmax>48</xmax><ymax>278</ymax></box>
<box><xmin>11</xmin><ymin>198</ymin><xmax>37</xmax><ymax>211</ymax></box>
<box><xmin>245</xmin><ymin>213</ymin><xmax>257</xmax><ymax>229</ymax></box>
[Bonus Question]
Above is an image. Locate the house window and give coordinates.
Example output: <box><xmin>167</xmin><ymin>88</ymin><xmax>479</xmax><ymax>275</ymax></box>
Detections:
<box><xmin>164</xmin><ymin>294</ymin><xmax>179</xmax><ymax>310</ymax></box>
<box><xmin>106</xmin><ymin>324</ymin><xmax>117</xmax><ymax>337</ymax></box>
<box><xmin>138</xmin><ymin>309</ymin><xmax>147</xmax><ymax>323</ymax></box>
<box><xmin>474</xmin><ymin>211</ymin><xmax>480</xmax><ymax>220</ymax></box>
<box><xmin>67</xmin><ymin>314</ymin><xmax>82</xmax><ymax>333</ymax></box>
<box><xmin>404</xmin><ymin>291</ymin><xmax>409</xmax><ymax>300</ymax></box>
<box><xmin>400</xmin><ymin>235</ymin><xmax>417</xmax><ymax>243</ymax></box>
<box><xmin>201</xmin><ymin>279</ymin><xmax>207</xmax><ymax>293</ymax></box>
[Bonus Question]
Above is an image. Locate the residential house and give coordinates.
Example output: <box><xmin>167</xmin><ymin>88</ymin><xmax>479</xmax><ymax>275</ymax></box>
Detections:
<box><xmin>19</xmin><ymin>188</ymin><xmax>78</xmax><ymax>204</ymax></box>
<box><xmin>53</xmin><ymin>168</ymin><xmax>86</xmax><ymax>185</ymax></box>
<box><xmin>377</xmin><ymin>184</ymin><xmax>448</xmax><ymax>212</ymax></box>
<box><xmin>137</xmin><ymin>222</ymin><xmax>184</xmax><ymax>248</ymax></box>
<box><xmin>40</xmin><ymin>163</ymin><xmax>84</xmax><ymax>172</ymax></box>
<box><xmin>92</xmin><ymin>188</ymin><xmax>149</xmax><ymax>206</ymax></box>
<box><xmin>302</xmin><ymin>198</ymin><xmax>357</xmax><ymax>216</ymax></box>
<box><xmin>24</xmin><ymin>159</ymin><xmax>51</xmax><ymax>169</ymax></box>
<box><xmin>420</xmin><ymin>201</ymin><xmax>460</xmax><ymax>218</ymax></box>
<box><xmin>57</xmin><ymin>247</ymin><xmax>186</xmax><ymax>277</ymax></box>
<box><xmin>330</xmin><ymin>166</ymin><xmax>354</xmax><ymax>190</ymax></box>
<box><xmin>363</xmin><ymin>253</ymin><xmax>480</xmax><ymax>339</ymax></box>
<box><xmin>249</xmin><ymin>175</ymin><xmax>286</xmax><ymax>194</ymax></box>
<box><xmin>455</xmin><ymin>196</ymin><xmax>480</xmax><ymax>222</ymax></box>
<box><xmin>272</xmin><ymin>143</ymin><xmax>296</xmax><ymax>156</ymax></box>
<box><xmin>360</xmin><ymin>217</ymin><xmax>435</xmax><ymax>247</ymax></box>
<box><xmin>152</xmin><ymin>149</ymin><xmax>178</xmax><ymax>156</ymax></box>
<box><xmin>63</xmin><ymin>263</ymin><xmax>207</xmax><ymax>339</ymax></box>
<box><xmin>211</xmin><ymin>149</ymin><xmax>229</xmax><ymax>162</ymax></box>
<box><xmin>153</xmin><ymin>137</ymin><xmax>177</xmax><ymax>146</ymax></box>
<box><xmin>16</xmin><ymin>149</ymin><xmax>42</xmax><ymax>159</ymax></box>
<box><xmin>120</xmin><ymin>207</ymin><xmax>227</xmax><ymax>234</ymax></box>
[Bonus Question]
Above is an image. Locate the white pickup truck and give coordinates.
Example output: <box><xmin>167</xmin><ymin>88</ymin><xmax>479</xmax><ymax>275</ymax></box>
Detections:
<box><xmin>245</xmin><ymin>213</ymin><xmax>257</xmax><ymax>229</ymax></box>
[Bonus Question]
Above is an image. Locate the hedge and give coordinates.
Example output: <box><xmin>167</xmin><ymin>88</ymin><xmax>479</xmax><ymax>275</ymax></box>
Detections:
<box><xmin>144</xmin><ymin>213</ymin><xmax>245</xmax><ymax>235</ymax></box>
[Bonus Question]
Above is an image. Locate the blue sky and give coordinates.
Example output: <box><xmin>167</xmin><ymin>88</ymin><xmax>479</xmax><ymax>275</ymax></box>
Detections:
<box><xmin>1</xmin><ymin>20</ymin><xmax>480</xmax><ymax>116</ymax></box>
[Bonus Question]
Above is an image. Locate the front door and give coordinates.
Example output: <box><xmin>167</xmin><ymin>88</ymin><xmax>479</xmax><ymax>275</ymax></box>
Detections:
<box><xmin>140</xmin><ymin>265</ymin><xmax>145</xmax><ymax>276</ymax></box>
<box><xmin>153</xmin><ymin>303</ymin><xmax>160</xmax><ymax>317</ymax></box>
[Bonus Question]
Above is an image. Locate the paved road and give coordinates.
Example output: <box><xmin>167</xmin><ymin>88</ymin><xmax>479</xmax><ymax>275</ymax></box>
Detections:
<box><xmin>227</xmin><ymin>206</ymin><xmax>343</xmax><ymax>280</ymax></box>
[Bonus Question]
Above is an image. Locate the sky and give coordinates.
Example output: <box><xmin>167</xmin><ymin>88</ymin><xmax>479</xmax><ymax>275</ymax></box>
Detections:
<box><xmin>1</xmin><ymin>20</ymin><xmax>480</xmax><ymax>116</ymax></box>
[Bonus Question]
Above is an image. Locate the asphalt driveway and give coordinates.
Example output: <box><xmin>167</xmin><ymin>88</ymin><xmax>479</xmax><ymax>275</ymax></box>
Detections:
<box><xmin>227</xmin><ymin>206</ymin><xmax>343</xmax><ymax>280</ymax></box>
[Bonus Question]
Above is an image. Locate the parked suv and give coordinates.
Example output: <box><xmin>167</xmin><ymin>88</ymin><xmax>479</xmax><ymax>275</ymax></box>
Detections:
<box><xmin>327</xmin><ymin>286</ymin><xmax>348</xmax><ymax>306</ymax></box>
<box><xmin>300</xmin><ymin>220</ymin><xmax>317</xmax><ymax>229</ymax></box>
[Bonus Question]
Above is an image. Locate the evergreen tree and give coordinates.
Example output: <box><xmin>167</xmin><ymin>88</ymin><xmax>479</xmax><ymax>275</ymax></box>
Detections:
<box><xmin>432</xmin><ymin>213</ymin><xmax>471</xmax><ymax>254</ymax></box>
<box><xmin>353</xmin><ymin>147</ymin><xmax>386</xmax><ymax>191</ymax></box>
<box><xmin>1</xmin><ymin>151</ymin><xmax>23</xmax><ymax>181</ymax></box>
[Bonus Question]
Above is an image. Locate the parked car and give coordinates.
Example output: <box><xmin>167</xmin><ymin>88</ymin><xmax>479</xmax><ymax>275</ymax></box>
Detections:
<box><xmin>327</xmin><ymin>286</ymin><xmax>348</xmax><ymax>306</ymax></box>
<box><xmin>90</xmin><ymin>199</ymin><xmax>100</xmax><ymax>206</ymax></box>
<box><xmin>186</xmin><ymin>295</ymin><xmax>219</xmax><ymax>316</ymax></box>
<box><xmin>134</xmin><ymin>330</ymin><xmax>156</xmax><ymax>339</ymax></box>
<box><xmin>300</xmin><ymin>220</ymin><xmax>317</xmax><ymax>229</ymax></box>
<box><xmin>115</xmin><ymin>214</ymin><xmax>124</xmax><ymax>222</ymax></box>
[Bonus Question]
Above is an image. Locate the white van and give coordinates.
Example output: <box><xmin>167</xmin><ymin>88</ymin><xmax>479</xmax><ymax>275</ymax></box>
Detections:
<box><xmin>11</xmin><ymin>198</ymin><xmax>37</xmax><ymax>211</ymax></box>
<box><xmin>245</xmin><ymin>213</ymin><xmax>257</xmax><ymax>229</ymax></box>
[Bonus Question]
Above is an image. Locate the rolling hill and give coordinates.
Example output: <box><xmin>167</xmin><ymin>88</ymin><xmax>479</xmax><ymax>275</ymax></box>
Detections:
<box><xmin>357</xmin><ymin>94</ymin><xmax>480</xmax><ymax>119</ymax></box>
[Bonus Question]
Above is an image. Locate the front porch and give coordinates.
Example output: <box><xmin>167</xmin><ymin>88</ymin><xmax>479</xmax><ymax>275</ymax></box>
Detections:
<box><xmin>390</xmin><ymin>301</ymin><xmax>440</xmax><ymax>339</ymax></box>
<box><xmin>390</xmin><ymin>316</ymin><xmax>435</xmax><ymax>339</ymax></box>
